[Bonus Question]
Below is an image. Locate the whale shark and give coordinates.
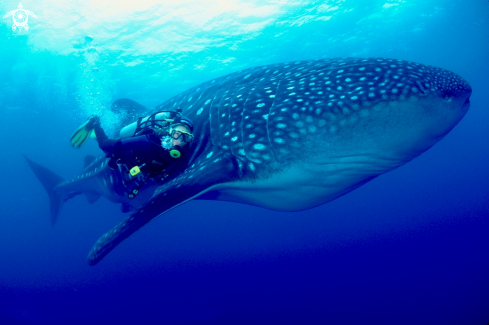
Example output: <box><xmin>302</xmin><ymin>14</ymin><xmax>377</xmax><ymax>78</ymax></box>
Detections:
<box><xmin>26</xmin><ymin>58</ymin><xmax>471</xmax><ymax>265</ymax></box>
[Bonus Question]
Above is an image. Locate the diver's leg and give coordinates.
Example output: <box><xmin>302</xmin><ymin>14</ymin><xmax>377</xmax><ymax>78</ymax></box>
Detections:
<box><xmin>88</xmin><ymin>116</ymin><xmax>120</xmax><ymax>155</ymax></box>
<box><xmin>88</xmin><ymin>116</ymin><xmax>107</xmax><ymax>142</ymax></box>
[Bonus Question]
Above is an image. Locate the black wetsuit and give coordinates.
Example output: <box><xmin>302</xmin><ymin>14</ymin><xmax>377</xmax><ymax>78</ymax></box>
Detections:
<box><xmin>93</xmin><ymin>122</ymin><xmax>187</xmax><ymax>176</ymax></box>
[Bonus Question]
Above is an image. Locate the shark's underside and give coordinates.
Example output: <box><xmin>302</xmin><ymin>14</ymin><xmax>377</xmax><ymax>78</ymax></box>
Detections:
<box><xmin>26</xmin><ymin>58</ymin><xmax>471</xmax><ymax>265</ymax></box>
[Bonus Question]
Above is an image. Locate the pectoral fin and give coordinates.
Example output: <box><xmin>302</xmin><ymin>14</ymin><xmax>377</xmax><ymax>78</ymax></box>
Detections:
<box><xmin>86</xmin><ymin>154</ymin><xmax>236</xmax><ymax>265</ymax></box>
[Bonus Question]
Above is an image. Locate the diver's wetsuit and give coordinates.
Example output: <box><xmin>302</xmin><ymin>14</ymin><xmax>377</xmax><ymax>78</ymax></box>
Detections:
<box><xmin>92</xmin><ymin>120</ymin><xmax>187</xmax><ymax>175</ymax></box>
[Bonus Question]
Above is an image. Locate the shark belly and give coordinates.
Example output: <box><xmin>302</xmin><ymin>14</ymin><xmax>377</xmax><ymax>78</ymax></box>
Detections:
<box><xmin>210</xmin><ymin>155</ymin><xmax>397</xmax><ymax>211</ymax></box>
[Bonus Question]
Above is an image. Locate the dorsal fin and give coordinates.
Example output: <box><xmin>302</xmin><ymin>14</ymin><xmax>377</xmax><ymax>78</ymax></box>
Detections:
<box><xmin>111</xmin><ymin>98</ymin><xmax>148</xmax><ymax>132</ymax></box>
<box><xmin>84</xmin><ymin>155</ymin><xmax>97</xmax><ymax>169</ymax></box>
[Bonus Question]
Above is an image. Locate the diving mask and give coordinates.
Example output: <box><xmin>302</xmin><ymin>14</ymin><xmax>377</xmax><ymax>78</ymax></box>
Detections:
<box><xmin>169</xmin><ymin>128</ymin><xmax>194</xmax><ymax>143</ymax></box>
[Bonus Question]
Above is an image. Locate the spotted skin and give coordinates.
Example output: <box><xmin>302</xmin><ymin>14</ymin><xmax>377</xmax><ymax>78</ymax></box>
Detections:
<box><xmin>32</xmin><ymin>58</ymin><xmax>473</xmax><ymax>265</ymax></box>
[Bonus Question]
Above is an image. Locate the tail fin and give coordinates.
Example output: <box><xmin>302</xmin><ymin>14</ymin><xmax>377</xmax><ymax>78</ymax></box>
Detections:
<box><xmin>24</xmin><ymin>155</ymin><xmax>65</xmax><ymax>226</ymax></box>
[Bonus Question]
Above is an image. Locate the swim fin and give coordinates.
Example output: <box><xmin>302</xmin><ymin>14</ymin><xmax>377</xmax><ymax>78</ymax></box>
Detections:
<box><xmin>70</xmin><ymin>119</ymin><xmax>95</xmax><ymax>148</ymax></box>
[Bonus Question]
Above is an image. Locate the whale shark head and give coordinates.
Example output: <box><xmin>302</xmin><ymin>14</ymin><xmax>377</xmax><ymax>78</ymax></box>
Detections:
<box><xmin>186</xmin><ymin>58</ymin><xmax>472</xmax><ymax>212</ymax></box>
<box><xmin>326</xmin><ymin>58</ymin><xmax>472</xmax><ymax>164</ymax></box>
<box><xmin>33</xmin><ymin>57</ymin><xmax>468</xmax><ymax>265</ymax></box>
<box><xmin>282</xmin><ymin>58</ymin><xmax>472</xmax><ymax>170</ymax></box>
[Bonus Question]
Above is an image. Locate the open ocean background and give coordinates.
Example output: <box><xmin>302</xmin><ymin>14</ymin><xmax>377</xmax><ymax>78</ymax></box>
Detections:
<box><xmin>1</xmin><ymin>0</ymin><xmax>488</xmax><ymax>324</ymax></box>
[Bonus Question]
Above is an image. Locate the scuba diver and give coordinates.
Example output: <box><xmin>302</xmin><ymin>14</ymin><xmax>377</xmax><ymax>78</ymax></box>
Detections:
<box><xmin>70</xmin><ymin>110</ymin><xmax>194</xmax><ymax>199</ymax></box>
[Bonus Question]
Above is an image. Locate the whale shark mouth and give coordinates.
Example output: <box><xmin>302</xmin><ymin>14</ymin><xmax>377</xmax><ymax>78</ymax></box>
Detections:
<box><xmin>462</xmin><ymin>98</ymin><xmax>470</xmax><ymax>112</ymax></box>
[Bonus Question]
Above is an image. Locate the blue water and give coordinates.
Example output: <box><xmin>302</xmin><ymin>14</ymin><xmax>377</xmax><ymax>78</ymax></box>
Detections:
<box><xmin>1</xmin><ymin>0</ymin><xmax>488</xmax><ymax>324</ymax></box>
